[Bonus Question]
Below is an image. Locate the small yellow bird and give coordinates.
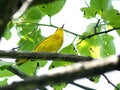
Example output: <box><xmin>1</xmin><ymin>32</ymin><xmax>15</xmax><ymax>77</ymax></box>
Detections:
<box><xmin>16</xmin><ymin>25</ymin><xmax>64</xmax><ymax>65</ymax></box>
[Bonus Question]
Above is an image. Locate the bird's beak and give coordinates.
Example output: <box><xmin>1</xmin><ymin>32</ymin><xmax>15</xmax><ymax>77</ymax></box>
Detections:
<box><xmin>61</xmin><ymin>24</ymin><xmax>65</xmax><ymax>28</ymax></box>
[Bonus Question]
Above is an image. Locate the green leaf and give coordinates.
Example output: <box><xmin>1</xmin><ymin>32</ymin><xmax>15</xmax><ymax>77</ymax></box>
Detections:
<box><xmin>116</xmin><ymin>29</ymin><xmax>120</xmax><ymax>36</ymax></box>
<box><xmin>90</xmin><ymin>0</ymin><xmax>112</xmax><ymax>11</ymax></box>
<box><xmin>49</xmin><ymin>60</ymin><xmax>71</xmax><ymax>70</ymax></box>
<box><xmin>115</xmin><ymin>83</ymin><xmax>120</xmax><ymax>90</ymax></box>
<box><xmin>81</xmin><ymin>7</ymin><xmax>97</xmax><ymax>19</ymax></box>
<box><xmin>60</xmin><ymin>43</ymin><xmax>77</xmax><ymax>54</ymax></box>
<box><xmin>77</xmin><ymin>35</ymin><xmax>101</xmax><ymax>58</ymax></box>
<box><xmin>82</xmin><ymin>23</ymin><xmax>100</xmax><ymax>35</ymax></box>
<box><xmin>77</xmin><ymin>23</ymin><xmax>115</xmax><ymax>58</ymax></box>
<box><xmin>18</xmin><ymin>29</ymin><xmax>44</xmax><ymax>51</ymax></box>
<box><xmin>88</xmin><ymin>75</ymin><xmax>100</xmax><ymax>83</ymax></box>
<box><xmin>17</xmin><ymin>23</ymin><xmax>37</xmax><ymax>36</ymax></box>
<box><xmin>51</xmin><ymin>83</ymin><xmax>67</xmax><ymax>90</ymax></box>
<box><xmin>102</xmin><ymin>8</ymin><xmax>120</xmax><ymax>28</ymax></box>
<box><xmin>17</xmin><ymin>61</ymin><xmax>39</xmax><ymax>76</ymax></box>
<box><xmin>49</xmin><ymin>43</ymin><xmax>75</xmax><ymax>69</ymax></box>
<box><xmin>0</xmin><ymin>78</ymin><xmax>8</xmax><ymax>86</ymax></box>
<box><xmin>20</xmin><ymin>6</ymin><xmax>45</xmax><ymax>22</ymax></box>
<box><xmin>38</xmin><ymin>0</ymin><xmax>66</xmax><ymax>16</ymax></box>
<box><xmin>3</xmin><ymin>21</ymin><xmax>13</xmax><ymax>40</ymax></box>
<box><xmin>102</xmin><ymin>8</ymin><xmax>119</xmax><ymax>21</ymax></box>
<box><xmin>108</xmin><ymin>15</ymin><xmax>120</xmax><ymax>28</ymax></box>
<box><xmin>0</xmin><ymin>61</ymin><xmax>15</xmax><ymax>70</ymax></box>
<box><xmin>0</xmin><ymin>69</ymin><xmax>14</xmax><ymax>77</ymax></box>
<box><xmin>0</xmin><ymin>61</ymin><xmax>15</xmax><ymax>77</ymax></box>
<box><xmin>17</xmin><ymin>60</ymin><xmax>47</xmax><ymax>76</ymax></box>
<box><xmin>100</xmin><ymin>34</ymin><xmax>115</xmax><ymax>57</ymax></box>
<box><xmin>77</xmin><ymin>23</ymin><xmax>101</xmax><ymax>58</ymax></box>
<box><xmin>81</xmin><ymin>0</ymin><xmax>112</xmax><ymax>19</ymax></box>
<box><xmin>77</xmin><ymin>34</ymin><xmax>115</xmax><ymax>58</ymax></box>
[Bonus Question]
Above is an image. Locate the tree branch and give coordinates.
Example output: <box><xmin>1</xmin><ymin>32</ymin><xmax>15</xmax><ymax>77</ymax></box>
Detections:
<box><xmin>7</xmin><ymin>66</ymin><xmax>30</xmax><ymax>79</ymax></box>
<box><xmin>0</xmin><ymin>50</ymin><xmax>92</xmax><ymax>62</ymax></box>
<box><xmin>0</xmin><ymin>55</ymin><xmax>120</xmax><ymax>90</ymax></box>
<box><xmin>80</xmin><ymin>27</ymin><xmax>120</xmax><ymax>40</ymax></box>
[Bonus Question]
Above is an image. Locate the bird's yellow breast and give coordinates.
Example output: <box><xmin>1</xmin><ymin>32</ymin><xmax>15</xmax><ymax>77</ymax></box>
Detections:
<box><xmin>33</xmin><ymin>28</ymin><xmax>64</xmax><ymax>52</ymax></box>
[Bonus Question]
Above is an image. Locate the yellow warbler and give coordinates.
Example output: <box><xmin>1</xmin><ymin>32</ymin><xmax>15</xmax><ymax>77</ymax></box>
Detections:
<box><xmin>16</xmin><ymin>25</ymin><xmax>64</xmax><ymax>65</ymax></box>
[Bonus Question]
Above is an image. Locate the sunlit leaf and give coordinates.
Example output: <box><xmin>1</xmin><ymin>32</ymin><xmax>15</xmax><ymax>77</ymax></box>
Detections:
<box><xmin>77</xmin><ymin>23</ymin><xmax>115</xmax><ymax>58</ymax></box>
<box><xmin>0</xmin><ymin>78</ymin><xmax>8</xmax><ymax>86</ymax></box>
<box><xmin>0</xmin><ymin>69</ymin><xmax>14</xmax><ymax>77</ymax></box>
<box><xmin>0</xmin><ymin>61</ymin><xmax>14</xmax><ymax>70</ymax></box>
<box><xmin>77</xmin><ymin>23</ymin><xmax>101</xmax><ymax>58</ymax></box>
<box><xmin>100</xmin><ymin>34</ymin><xmax>115</xmax><ymax>57</ymax></box>
<box><xmin>16</xmin><ymin>23</ymin><xmax>37</xmax><ymax>36</ymax></box>
<box><xmin>81</xmin><ymin>7</ymin><xmax>97</xmax><ymax>19</ymax></box>
<box><xmin>82</xmin><ymin>23</ymin><xmax>101</xmax><ymax>36</ymax></box>
<box><xmin>77</xmin><ymin>36</ymin><xmax>101</xmax><ymax>58</ymax></box>
<box><xmin>90</xmin><ymin>0</ymin><xmax>112</xmax><ymax>11</ymax></box>
<box><xmin>39</xmin><ymin>0</ymin><xmax>66</xmax><ymax>16</ymax></box>
<box><xmin>52</xmin><ymin>83</ymin><xmax>67</xmax><ymax>90</ymax></box>
<box><xmin>115</xmin><ymin>83</ymin><xmax>120</xmax><ymax>90</ymax></box>
<box><xmin>88</xmin><ymin>75</ymin><xmax>100</xmax><ymax>83</ymax></box>
<box><xmin>49</xmin><ymin>43</ymin><xmax>75</xmax><ymax>69</ymax></box>
<box><xmin>81</xmin><ymin>0</ymin><xmax>112</xmax><ymax>18</ymax></box>
<box><xmin>3</xmin><ymin>21</ymin><xmax>13</xmax><ymax>40</ymax></box>
<box><xmin>20</xmin><ymin>6</ymin><xmax>45</xmax><ymax>22</ymax></box>
<box><xmin>49</xmin><ymin>60</ymin><xmax>70</xmax><ymax>70</ymax></box>
<box><xmin>0</xmin><ymin>61</ymin><xmax>15</xmax><ymax>77</ymax></box>
<box><xmin>102</xmin><ymin>8</ymin><xmax>120</xmax><ymax>28</ymax></box>
<box><xmin>116</xmin><ymin>29</ymin><xmax>120</xmax><ymax>36</ymax></box>
<box><xmin>18</xmin><ymin>29</ymin><xmax>44</xmax><ymax>51</ymax></box>
<box><xmin>17</xmin><ymin>60</ymin><xmax>40</xmax><ymax>76</ymax></box>
<box><xmin>60</xmin><ymin>43</ymin><xmax>76</xmax><ymax>54</ymax></box>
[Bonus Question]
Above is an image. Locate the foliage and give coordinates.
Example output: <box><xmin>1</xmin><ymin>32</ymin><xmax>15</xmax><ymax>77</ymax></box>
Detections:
<box><xmin>0</xmin><ymin>78</ymin><xmax>8</xmax><ymax>86</ymax></box>
<box><xmin>38</xmin><ymin>0</ymin><xmax>66</xmax><ymax>17</ymax></box>
<box><xmin>115</xmin><ymin>83</ymin><xmax>120</xmax><ymax>90</ymax></box>
<box><xmin>1</xmin><ymin>0</ymin><xmax>120</xmax><ymax>90</ymax></box>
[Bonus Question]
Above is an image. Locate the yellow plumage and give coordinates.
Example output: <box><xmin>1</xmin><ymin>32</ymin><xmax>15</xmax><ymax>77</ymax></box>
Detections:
<box><xmin>16</xmin><ymin>25</ymin><xmax>64</xmax><ymax>65</ymax></box>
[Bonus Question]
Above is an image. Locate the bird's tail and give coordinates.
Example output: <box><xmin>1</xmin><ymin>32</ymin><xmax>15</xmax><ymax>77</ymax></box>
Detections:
<box><xmin>16</xmin><ymin>59</ymin><xmax>28</xmax><ymax>66</ymax></box>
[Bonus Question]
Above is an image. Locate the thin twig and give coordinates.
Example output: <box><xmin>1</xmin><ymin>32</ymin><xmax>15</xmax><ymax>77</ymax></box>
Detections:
<box><xmin>49</xmin><ymin>16</ymin><xmax>52</xmax><ymax>25</ymax></box>
<box><xmin>94</xmin><ymin>19</ymin><xmax>100</xmax><ymax>34</ymax></box>
<box><xmin>70</xmin><ymin>81</ymin><xmax>95</xmax><ymax>90</ymax></box>
<box><xmin>39</xmin><ymin>23</ymin><xmax>82</xmax><ymax>37</ymax></box>
<box><xmin>102</xmin><ymin>74</ymin><xmax>120</xmax><ymax>90</ymax></box>
<box><xmin>7</xmin><ymin>66</ymin><xmax>30</xmax><ymax>79</ymax></box>
<box><xmin>85</xmin><ymin>0</ymin><xmax>89</xmax><ymax>7</ymax></box>
<box><xmin>79</xmin><ymin>27</ymin><xmax>120</xmax><ymax>40</ymax></box>
<box><xmin>16</xmin><ymin>22</ymin><xmax>82</xmax><ymax>37</ymax></box>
